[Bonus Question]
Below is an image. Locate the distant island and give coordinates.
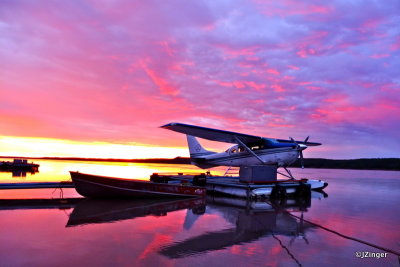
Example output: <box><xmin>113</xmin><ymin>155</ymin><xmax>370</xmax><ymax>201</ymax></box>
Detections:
<box><xmin>0</xmin><ymin>156</ymin><xmax>399</xmax><ymax>171</ymax></box>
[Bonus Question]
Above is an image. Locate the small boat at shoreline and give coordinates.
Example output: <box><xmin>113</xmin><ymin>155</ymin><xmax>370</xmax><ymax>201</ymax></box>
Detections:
<box><xmin>70</xmin><ymin>171</ymin><xmax>206</xmax><ymax>199</ymax></box>
<box><xmin>0</xmin><ymin>158</ymin><xmax>39</xmax><ymax>170</ymax></box>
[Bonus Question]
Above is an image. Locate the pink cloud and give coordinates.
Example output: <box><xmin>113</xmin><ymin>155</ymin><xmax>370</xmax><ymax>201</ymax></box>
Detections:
<box><xmin>219</xmin><ymin>46</ymin><xmax>260</xmax><ymax>58</ymax></box>
<box><xmin>253</xmin><ymin>0</ymin><xmax>334</xmax><ymax>17</ymax></box>
<box><xmin>271</xmin><ymin>84</ymin><xmax>285</xmax><ymax>92</ymax></box>
<box><xmin>370</xmin><ymin>54</ymin><xmax>390</xmax><ymax>59</ymax></box>
<box><xmin>266</xmin><ymin>68</ymin><xmax>280</xmax><ymax>75</ymax></box>
<box><xmin>158</xmin><ymin>41</ymin><xmax>176</xmax><ymax>57</ymax></box>
<box><xmin>288</xmin><ymin>65</ymin><xmax>300</xmax><ymax>70</ymax></box>
<box><xmin>267</xmin><ymin>123</ymin><xmax>294</xmax><ymax>128</ymax></box>
<box><xmin>390</xmin><ymin>37</ymin><xmax>400</xmax><ymax>51</ymax></box>
<box><xmin>213</xmin><ymin>80</ymin><xmax>265</xmax><ymax>91</ymax></box>
<box><xmin>141</xmin><ymin>61</ymin><xmax>179</xmax><ymax>96</ymax></box>
<box><xmin>297</xmin><ymin>49</ymin><xmax>316</xmax><ymax>58</ymax></box>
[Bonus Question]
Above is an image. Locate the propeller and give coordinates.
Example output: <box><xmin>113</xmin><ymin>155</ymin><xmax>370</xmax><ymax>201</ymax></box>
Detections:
<box><xmin>299</xmin><ymin>149</ymin><xmax>304</xmax><ymax>169</ymax></box>
<box><xmin>289</xmin><ymin>136</ymin><xmax>310</xmax><ymax>169</ymax></box>
<box><xmin>289</xmin><ymin>137</ymin><xmax>299</xmax><ymax>148</ymax></box>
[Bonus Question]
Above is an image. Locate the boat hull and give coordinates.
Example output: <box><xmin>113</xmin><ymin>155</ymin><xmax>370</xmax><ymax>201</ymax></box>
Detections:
<box><xmin>70</xmin><ymin>171</ymin><xmax>206</xmax><ymax>199</ymax></box>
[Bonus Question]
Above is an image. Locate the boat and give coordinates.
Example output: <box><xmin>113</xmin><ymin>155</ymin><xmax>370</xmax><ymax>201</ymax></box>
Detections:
<box><xmin>0</xmin><ymin>158</ymin><xmax>39</xmax><ymax>170</ymax></box>
<box><xmin>70</xmin><ymin>171</ymin><xmax>206</xmax><ymax>199</ymax></box>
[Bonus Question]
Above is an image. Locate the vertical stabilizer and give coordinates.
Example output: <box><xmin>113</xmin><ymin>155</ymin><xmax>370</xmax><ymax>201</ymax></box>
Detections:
<box><xmin>186</xmin><ymin>135</ymin><xmax>214</xmax><ymax>158</ymax></box>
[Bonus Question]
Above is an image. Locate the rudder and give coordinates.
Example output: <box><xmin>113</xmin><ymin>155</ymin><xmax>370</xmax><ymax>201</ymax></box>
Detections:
<box><xmin>186</xmin><ymin>135</ymin><xmax>214</xmax><ymax>158</ymax></box>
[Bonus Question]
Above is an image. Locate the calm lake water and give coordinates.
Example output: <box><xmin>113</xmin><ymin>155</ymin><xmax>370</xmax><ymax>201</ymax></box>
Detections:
<box><xmin>0</xmin><ymin>159</ymin><xmax>399</xmax><ymax>267</ymax></box>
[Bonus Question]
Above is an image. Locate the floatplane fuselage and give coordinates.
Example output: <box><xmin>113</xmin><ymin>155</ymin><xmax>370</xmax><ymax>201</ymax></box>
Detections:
<box><xmin>161</xmin><ymin>123</ymin><xmax>321</xmax><ymax>179</ymax></box>
<box><xmin>186</xmin><ymin>135</ymin><xmax>303</xmax><ymax>169</ymax></box>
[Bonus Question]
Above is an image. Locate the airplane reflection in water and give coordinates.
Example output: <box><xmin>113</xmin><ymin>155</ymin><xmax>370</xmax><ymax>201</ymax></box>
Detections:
<box><xmin>159</xmin><ymin>194</ymin><xmax>324</xmax><ymax>259</ymax></box>
<box><xmin>66</xmin><ymin>193</ymin><xmax>326</xmax><ymax>262</ymax></box>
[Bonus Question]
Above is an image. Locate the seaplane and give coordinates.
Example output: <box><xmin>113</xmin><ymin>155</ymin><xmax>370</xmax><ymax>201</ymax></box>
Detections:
<box><xmin>161</xmin><ymin>122</ymin><xmax>328</xmax><ymax>191</ymax></box>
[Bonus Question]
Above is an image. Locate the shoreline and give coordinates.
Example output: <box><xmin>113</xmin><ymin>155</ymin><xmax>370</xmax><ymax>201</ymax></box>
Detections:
<box><xmin>0</xmin><ymin>156</ymin><xmax>399</xmax><ymax>171</ymax></box>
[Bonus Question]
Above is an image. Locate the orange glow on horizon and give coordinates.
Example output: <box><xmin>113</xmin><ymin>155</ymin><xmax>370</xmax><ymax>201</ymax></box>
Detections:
<box><xmin>0</xmin><ymin>136</ymin><xmax>188</xmax><ymax>159</ymax></box>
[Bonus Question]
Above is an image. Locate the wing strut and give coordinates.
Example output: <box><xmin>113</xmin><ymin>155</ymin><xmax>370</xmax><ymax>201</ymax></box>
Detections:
<box><xmin>233</xmin><ymin>136</ymin><xmax>265</xmax><ymax>165</ymax></box>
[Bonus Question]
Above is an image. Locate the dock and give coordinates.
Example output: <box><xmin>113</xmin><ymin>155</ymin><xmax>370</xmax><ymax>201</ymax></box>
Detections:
<box><xmin>0</xmin><ymin>181</ymin><xmax>75</xmax><ymax>189</ymax></box>
<box><xmin>150</xmin><ymin>173</ymin><xmax>323</xmax><ymax>199</ymax></box>
<box><xmin>0</xmin><ymin>198</ymin><xmax>83</xmax><ymax>210</ymax></box>
<box><xmin>205</xmin><ymin>176</ymin><xmax>311</xmax><ymax>198</ymax></box>
<box><xmin>0</xmin><ymin>172</ymin><xmax>327</xmax><ymax>200</ymax></box>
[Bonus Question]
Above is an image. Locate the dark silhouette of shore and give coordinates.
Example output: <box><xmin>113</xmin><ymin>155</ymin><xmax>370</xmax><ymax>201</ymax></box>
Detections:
<box><xmin>292</xmin><ymin>158</ymin><xmax>400</xmax><ymax>171</ymax></box>
<box><xmin>0</xmin><ymin>156</ymin><xmax>399</xmax><ymax>170</ymax></box>
<box><xmin>0</xmin><ymin>156</ymin><xmax>190</xmax><ymax>164</ymax></box>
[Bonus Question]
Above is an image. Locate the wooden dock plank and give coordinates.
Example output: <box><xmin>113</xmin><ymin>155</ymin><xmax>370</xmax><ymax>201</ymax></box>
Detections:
<box><xmin>0</xmin><ymin>182</ymin><xmax>75</xmax><ymax>189</ymax></box>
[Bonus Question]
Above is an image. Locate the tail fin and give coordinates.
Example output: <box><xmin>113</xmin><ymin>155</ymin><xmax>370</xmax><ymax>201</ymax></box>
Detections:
<box><xmin>186</xmin><ymin>135</ymin><xmax>215</xmax><ymax>159</ymax></box>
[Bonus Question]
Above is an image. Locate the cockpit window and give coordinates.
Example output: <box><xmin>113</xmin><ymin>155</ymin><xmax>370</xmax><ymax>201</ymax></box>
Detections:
<box><xmin>228</xmin><ymin>146</ymin><xmax>247</xmax><ymax>153</ymax></box>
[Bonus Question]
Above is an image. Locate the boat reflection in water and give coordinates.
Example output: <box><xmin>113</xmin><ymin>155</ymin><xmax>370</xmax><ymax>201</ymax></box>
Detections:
<box><xmin>66</xmin><ymin>197</ymin><xmax>206</xmax><ymax>227</ymax></box>
<box><xmin>0</xmin><ymin>169</ymin><xmax>39</xmax><ymax>178</ymax></box>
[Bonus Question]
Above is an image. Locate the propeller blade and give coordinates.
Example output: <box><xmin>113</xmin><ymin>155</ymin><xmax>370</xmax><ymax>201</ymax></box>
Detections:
<box><xmin>289</xmin><ymin>137</ymin><xmax>300</xmax><ymax>149</ymax></box>
<box><xmin>300</xmin><ymin>151</ymin><xmax>304</xmax><ymax>169</ymax></box>
<box><xmin>304</xmin><ymin>136</ymin><xmax>309</xmax><ymax>143</ymax></box>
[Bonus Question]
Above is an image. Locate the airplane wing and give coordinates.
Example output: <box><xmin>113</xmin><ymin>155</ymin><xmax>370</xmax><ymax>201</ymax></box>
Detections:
<box><xmin>161</xmin><ymin>122</ymin><xmax>321</xmax><ymax>146</ymax></box>
<box><xmin>161</xmin><ymin>122</ymin><xmax>263</xmax><ymax>144</ymax></box>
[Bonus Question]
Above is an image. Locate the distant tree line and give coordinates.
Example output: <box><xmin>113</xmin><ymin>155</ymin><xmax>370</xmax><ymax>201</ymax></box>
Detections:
<box><xmin>292</xmin><ymin>158</ymin><xmax>400</xmax><ymax>170</ymax></box>
<box><xmin>2</xmin><ymin>156</ymin><xmax>399</xmax><ymax>170</ymax></box>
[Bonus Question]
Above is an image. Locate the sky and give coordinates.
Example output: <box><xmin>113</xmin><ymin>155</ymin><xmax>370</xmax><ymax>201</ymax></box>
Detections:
<box><xmin>0</xmin><ymin>0</ymin><xmax>399</xmax><ymax>159</ymax></box>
